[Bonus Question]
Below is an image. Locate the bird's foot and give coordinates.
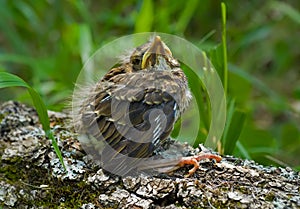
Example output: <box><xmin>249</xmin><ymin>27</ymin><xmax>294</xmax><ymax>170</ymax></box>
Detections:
<box><xmin>178</xmin><ymin>153</ymin><xmax>222</xmax><ymax>177</ymax></box>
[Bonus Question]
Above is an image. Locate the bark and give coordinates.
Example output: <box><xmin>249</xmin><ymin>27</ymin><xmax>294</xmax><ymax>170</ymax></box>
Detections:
<box><xmin>0</xmin><ymin>101</ymin><xmax>299</xmax><ymax>209</ymax></box>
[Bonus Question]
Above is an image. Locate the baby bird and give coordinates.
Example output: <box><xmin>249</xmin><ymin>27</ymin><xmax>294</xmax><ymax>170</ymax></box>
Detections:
<box><xmin>77</xmin><ymin>36</ymin><xmax>221</xmax><ymax>176</ymax></box>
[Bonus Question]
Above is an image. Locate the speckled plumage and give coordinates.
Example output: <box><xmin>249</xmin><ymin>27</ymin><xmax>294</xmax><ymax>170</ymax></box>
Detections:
<box><xmin>77</xmin><ymin>36</ymin><xmax>196</xmax><ymax>175</ymax></box>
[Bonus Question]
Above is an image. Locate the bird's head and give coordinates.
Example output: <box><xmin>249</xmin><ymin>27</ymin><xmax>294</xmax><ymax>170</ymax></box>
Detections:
<box><xmin>130</xmin><ymin>36</ymin><xmax>180</xmax><ymax>71</ymax></box>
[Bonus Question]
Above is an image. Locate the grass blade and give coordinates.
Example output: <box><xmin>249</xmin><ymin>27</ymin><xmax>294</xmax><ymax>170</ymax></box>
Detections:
<box><xmin>134</xmin><ymin>0</ymin><xmax>153</xmax><ymax>32</ymax></box>
<box><xmin>0</xmin><ymin>72</ymin><xmax>65</xmax><ymax>170</ymax></box>
<box><xmin>175</xmin><ymin>0</ymin><xmax>198</xmax><ymax>33</ymax></box>
<box><xmin>236</xmin><ymin>141</ymin><xmax>252</xmax><ymax>160</ymax></box>
<box><xmin>223</xmin><ymin>108</ymin><xmax>247</xmax><ymax>154</ymax></box>
<box><xmin>221</xmin><ymin>2</ymin><xmax>228</xmax><ymax>95</ymax></box>
<box><xmin>271</xmin><ymin>1</ymin><xmax>300</xmax><ymax>25</ymax></box>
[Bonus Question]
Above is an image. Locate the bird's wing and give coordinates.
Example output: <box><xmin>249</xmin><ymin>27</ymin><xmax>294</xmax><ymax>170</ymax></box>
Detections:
<box><xmin>79</xmin><ymin>68</ymin><xmax>187</xmax><ymax>175</ymax></box>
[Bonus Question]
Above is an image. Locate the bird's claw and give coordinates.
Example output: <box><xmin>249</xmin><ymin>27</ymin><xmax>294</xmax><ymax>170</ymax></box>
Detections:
<box><xmin>178</xmin><ymin>153</ymin><xmax>222</xmax><ymax>177</ymax></box>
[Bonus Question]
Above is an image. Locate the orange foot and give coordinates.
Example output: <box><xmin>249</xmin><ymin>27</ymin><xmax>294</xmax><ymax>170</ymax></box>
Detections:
<box><xmin>178</xmin><ymin>153</ymin><xmax>222</xmax><ymax>177</ymax></box>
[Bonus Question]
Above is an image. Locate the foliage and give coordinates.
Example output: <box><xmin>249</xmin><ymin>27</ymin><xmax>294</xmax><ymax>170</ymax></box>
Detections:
<box><xmin>0</xmin><ymin>72</ymin><xmax>65</xmax><ymax>169</ymax></box>
<box><xmin>0</xmin><ymin>0</ymin><xmax>299</xmax><ymax>170</ymax></box>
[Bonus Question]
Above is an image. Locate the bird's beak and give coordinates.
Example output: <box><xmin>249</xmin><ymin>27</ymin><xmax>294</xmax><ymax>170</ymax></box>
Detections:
<box><xmin>141</xmin><ymin>36</ymin><xmax>172</xmax><ymax>69</ymax></box>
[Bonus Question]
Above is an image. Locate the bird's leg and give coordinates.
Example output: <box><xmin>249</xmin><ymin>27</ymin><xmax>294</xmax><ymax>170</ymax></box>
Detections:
<box><xmin>178</xmin><ymin>153</ymin><xmax>222</xmax><ymax>177</ymax></box>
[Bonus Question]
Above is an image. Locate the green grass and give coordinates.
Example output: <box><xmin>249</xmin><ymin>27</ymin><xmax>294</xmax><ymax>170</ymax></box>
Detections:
<box><xmin>0</xmin><ymin>72</ymin><xmax>65</xmax><ymax>170</ymax></box>
<box><xmin>0</xmin><ymin>0</ymin><xmax>299</xmax><ymax>170</ymax></box>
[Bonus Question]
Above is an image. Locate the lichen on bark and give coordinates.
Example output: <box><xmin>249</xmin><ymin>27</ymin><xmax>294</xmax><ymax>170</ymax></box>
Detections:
<box><xmin>0</xmin><ymin>101</ymin><xmax>299</xmax><ymax>208</ymax></box>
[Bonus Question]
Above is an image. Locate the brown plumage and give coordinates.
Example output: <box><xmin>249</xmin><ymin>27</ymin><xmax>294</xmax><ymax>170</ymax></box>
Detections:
<box><xmin>77</xmin><ymin>36</ymin><xmax>221</xmax><ymax>176</ymax></box>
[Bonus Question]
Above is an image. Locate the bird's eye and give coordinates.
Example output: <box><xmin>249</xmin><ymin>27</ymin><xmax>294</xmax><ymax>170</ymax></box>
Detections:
<box><xmin>131</xmin><ymin>58</ymin><xmax>141</xmax><ymax>66</ymax></box>
<box><xmin>130</xmin><ymin>56</ymin><xmax>142</xmax><ymax>71</ymax></box>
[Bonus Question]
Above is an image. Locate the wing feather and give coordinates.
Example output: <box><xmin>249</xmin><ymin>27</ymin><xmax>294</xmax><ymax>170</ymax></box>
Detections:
<box><xmin>80</xmin><ymin>67</ymin><xmax>188</xmax><ymax>161</ymax></box>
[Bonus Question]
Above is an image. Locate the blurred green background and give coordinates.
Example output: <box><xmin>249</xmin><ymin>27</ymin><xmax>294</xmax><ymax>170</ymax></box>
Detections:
<box><xmin>0</xmin><ymin>0</ymin><xmax>299</xmax><ymax>170</ymax></box>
